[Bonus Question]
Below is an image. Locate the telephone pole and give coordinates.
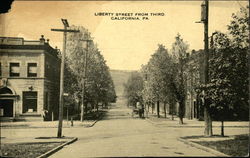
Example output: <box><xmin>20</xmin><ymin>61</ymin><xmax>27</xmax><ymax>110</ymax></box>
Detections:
<box><xmin>80</xmin><ymin>33</ymin><xmax>93</xmax><ymax>122</ymax></box>
<box><xmin>201</xmin><ymin>0</ymin><xmax>213</xmax><ymax>136</ymax></box>
<box><xmin>51</xmin><ymin>19</ymin><xmax>79</xmax><ymax>138</ymax></box>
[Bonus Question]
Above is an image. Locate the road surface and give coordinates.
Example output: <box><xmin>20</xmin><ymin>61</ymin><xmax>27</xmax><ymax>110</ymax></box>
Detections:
<box><xmin>49</xmin><ymin>97</ymin><xmax>217</xmax><ymax>157</ymax></box>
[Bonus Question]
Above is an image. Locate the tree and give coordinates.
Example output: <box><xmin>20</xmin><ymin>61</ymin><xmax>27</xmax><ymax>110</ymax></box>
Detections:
<box><xmin>227</xmin><ymin>6</ymin><xmax>249</xmax><ymax>49</ymax></box>
<box><xmin>64</xmin><ymin>57</ymin><xmax>80</xmax><ymax>119</ymax></box>
<box><xmin>199</xmin><ymin>6</ymin><xmax>249</xmax><ymax>136</ymax></box>
<box><xmin>141</xmin><ymin>44</ymin><xmax>177</xmax><ymax>119</ymax></box>
<box><xmin>141</xmin><ymin>64</ymin><xmax>155</xmax><ymax>116</ymax></box>
<box><xmin>123</xmin><ymin>72</ymin><xmax>144</xmax><ymax>108</ymax></box>
<box><xmin>170</xmin><ymin>34</ymin><xmax>189</xmax><ymax>124</ymax></box>
<box><xmin>65</xmin><ymin>25</ymin><xmax>116</xmax><ymax>120</ymax></box>
<box><xmin>203</xmin><ymin>32</ymin><xmax>248</xmax><ymax>136</ymax></box>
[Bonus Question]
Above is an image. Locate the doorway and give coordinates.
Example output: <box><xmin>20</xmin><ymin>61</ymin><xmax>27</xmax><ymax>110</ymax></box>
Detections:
<box><xmin>0</xmin><ymin>99</ymin><xmax>13</xmax><ymax>117</ymax></box>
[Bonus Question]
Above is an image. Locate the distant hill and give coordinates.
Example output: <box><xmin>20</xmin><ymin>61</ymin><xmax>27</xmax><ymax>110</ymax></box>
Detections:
<box><xmin>110</xmin><ymin>69</ymin><xmax>137</xmax><ymax>97</ymax></box>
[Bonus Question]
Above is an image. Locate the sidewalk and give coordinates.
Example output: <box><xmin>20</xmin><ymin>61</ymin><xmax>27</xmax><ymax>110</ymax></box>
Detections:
<box><xmin>146</xmin><ymin>114</ymin><xmax>248</xmax><ymax>157</ymax></box>
<box><xmin>0</xmin><ymin>108</ymin><xmax>109</xmax><ymax>129</ymax></box>
<box><xmin>146</xmin><ymin>114</ymin><xmax>249</xmax><ymax>128</ymax></box>
<box><xmin>0</xmin><ymin>120</ymin><xmax>98</xmax><ymax>129</ymax></box>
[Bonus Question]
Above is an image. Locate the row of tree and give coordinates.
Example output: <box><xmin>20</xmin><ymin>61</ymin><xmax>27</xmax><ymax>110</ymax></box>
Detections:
<box><xmin>123</xmin><ymin>6</ymin><xmax>249</xmax><ymax>136</ymax></box>
<box><xmin>64</xmin><ymin>26</ymin><xmax>116</xmax><ymax>120</ymax></box>
<box><xmin>124</xmin><ymin>34</ymin><xmax>189</xmax><ymax>124</ymax></box>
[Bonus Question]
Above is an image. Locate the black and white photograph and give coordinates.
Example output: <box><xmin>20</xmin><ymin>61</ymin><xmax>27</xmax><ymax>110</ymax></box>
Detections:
<box><xmin>0</xmin><ymin>0</ymin><xmax>249</xmax><ymax>157</ymax></box>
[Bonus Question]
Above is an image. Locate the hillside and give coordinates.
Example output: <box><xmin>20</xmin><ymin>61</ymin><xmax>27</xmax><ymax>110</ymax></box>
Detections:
<box><xmin>110</xmin><ymin>70</ymin><xmax>137</xmax><ymax>97</ymax></box>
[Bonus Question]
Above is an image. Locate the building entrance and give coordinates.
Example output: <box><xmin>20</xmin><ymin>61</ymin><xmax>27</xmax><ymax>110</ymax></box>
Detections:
<box><xmin>0</xmin><ymin>99</ymin><xmax>13</xmax><ymax>117</ymax></box>
<box><xmin>0</xmin><ymin>87</ymin><xmax>15</xmax><ymax>117</ymax></box>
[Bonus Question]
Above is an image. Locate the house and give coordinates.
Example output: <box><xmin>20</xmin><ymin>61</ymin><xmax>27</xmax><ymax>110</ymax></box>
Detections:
<box><xmin>0</xmin><ymin>35</ymin><xmax>60</xmax><ymax>121</ymax></box>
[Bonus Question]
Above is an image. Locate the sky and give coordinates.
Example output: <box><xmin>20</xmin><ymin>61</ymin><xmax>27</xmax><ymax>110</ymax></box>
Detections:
<box><xmin>0</xmin><ymin>0</ymin><xmax>248</xmax><ymax>70</ymax></box>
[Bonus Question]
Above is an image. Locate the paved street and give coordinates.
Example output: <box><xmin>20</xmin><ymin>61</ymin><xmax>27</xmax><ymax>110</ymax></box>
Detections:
<box><xmin>1</xmin><ymin>97</ymin><xmax>248</xmax><ymax>157</ymax></box>
<box><xmin>48</xmin><ymin>97</ymin><xmax>245</xmax><ymax>157</ymax></box>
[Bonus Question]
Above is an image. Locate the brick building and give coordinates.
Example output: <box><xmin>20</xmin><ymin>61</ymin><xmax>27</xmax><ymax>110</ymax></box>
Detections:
<box><xmin>184</xmin><ymin>50</ymin><xmax>204</xmax><ymax>120</ymax></box>
<box><xmin>0</xmin><ymin>36</ymin><xmax>61</xmax><ymax>121</ymax></box>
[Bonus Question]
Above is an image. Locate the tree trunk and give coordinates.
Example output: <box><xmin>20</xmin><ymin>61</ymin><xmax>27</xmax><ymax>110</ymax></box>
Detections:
<box><xmin>145</xmin><ymin>103</ymin><xmax>148</xmax><ymax>118</ymax></box>
<box><xmin>147</xmin><ymin>104</ymin><xmax>149</xmax><ymax>118</ymax></box>
<box><xmin>221</xmin><ymin>120</ymin><xmax>224</xmax><ymax>136</ymax></box>
<box><xmin>171</xmin><ymin>102</ymin><xmax>174</xmax><ymax>120</ymax></box>
<box><xmin>157</xmin><ymin>101</ymin><xmax>160</xmax><ymax>118</ymax></box>
<box><xmin>204</xmin><ymin>104</ymin><xmax>213</xmax><ymax>136</ymax></box>
<box><xmin>151</xmin><ymin>103</ymin><xmax>154</xmax><ymax>114</ymax></box>
<box><xmin>178</xmin><ymin>100</ymin><xmax>185</xmax><ymax>124</ymax></box>
<box><xmin>179</xmin><ymin>117</ymin><xmax>183</xmax><ymax>124</ymax></box>
<box><xmin>164</xmin><ymin>102</ymin><xmax>167</xmax><ymax>118</ymax></box>
<box><xmin>80</xmin><ymin>103</ymin><xmax>84</xmax><ymax>122</ymax></box>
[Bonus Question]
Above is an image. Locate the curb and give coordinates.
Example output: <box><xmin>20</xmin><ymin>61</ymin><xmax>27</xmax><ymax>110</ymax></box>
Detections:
<box><xmin>36</xmin><ymin>137</ymin><xmax>78</xmax><ymax>158</ymax></box>
<box><xmin>177</xmin><ymin>137</ymin><xmax>230</xmax><ymax>157</ymax></box>
<box><xmin>1</xmin><ymin>110</ymin><xmax>108</xmax><ymax>129</ymax></box>
<box><xmin>85</xmin><ymin>119</ymin><xmax>99</xmax><ymax>128</ymax></box>
<box><xmin>84</xmin><ymin>111</ymin><xmax>106</xmax><ymax>127</ymax></box>
<box><xmin>145</xmin><ymin>118</ymin><xmax>248</xmax><ymax>128</ymax></box>
<box><xmin>1</xmin><ymin>119</ymin><xmax>101</xmax><ymax>129</ymax></box>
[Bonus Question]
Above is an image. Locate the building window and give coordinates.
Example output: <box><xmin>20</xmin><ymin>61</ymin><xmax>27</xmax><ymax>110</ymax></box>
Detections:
<box><xmin>28</xmin><ymin>63</ymin><xmax>37</xmax><ymax>77</ymax></box>
<box><xmin>10</xmin><ymin>63</ymin><xmax>20</xmax><ymax>77</ymax></box>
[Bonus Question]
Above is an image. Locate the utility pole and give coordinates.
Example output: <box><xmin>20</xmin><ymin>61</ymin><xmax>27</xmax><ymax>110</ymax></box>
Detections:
<box><xmin>80</xmin><ymin>33</ymin><xmax>93</xmax><ymax>122</ymax></box>
<box><xmin>51</xmin><ymin>19</ymin><xmax>79</xmax><ymax>138</ymax></box>
<box><xmin>201</xmin><ymin>0</ymin><xmax>213</xmax><ymax>136</ymax></box>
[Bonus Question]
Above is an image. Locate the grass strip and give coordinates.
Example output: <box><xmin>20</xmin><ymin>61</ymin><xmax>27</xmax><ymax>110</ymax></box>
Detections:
<box><xmin>0</xmin><ymin>142</ymin><xmax>65</xmax><ymax>158</ymax></box>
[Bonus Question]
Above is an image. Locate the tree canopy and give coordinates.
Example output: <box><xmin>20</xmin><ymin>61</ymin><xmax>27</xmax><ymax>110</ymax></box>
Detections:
<box><xmin>64</xmin><ymin>25</ymin><xmax>116</xmax><ymax>117</ymax></box>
